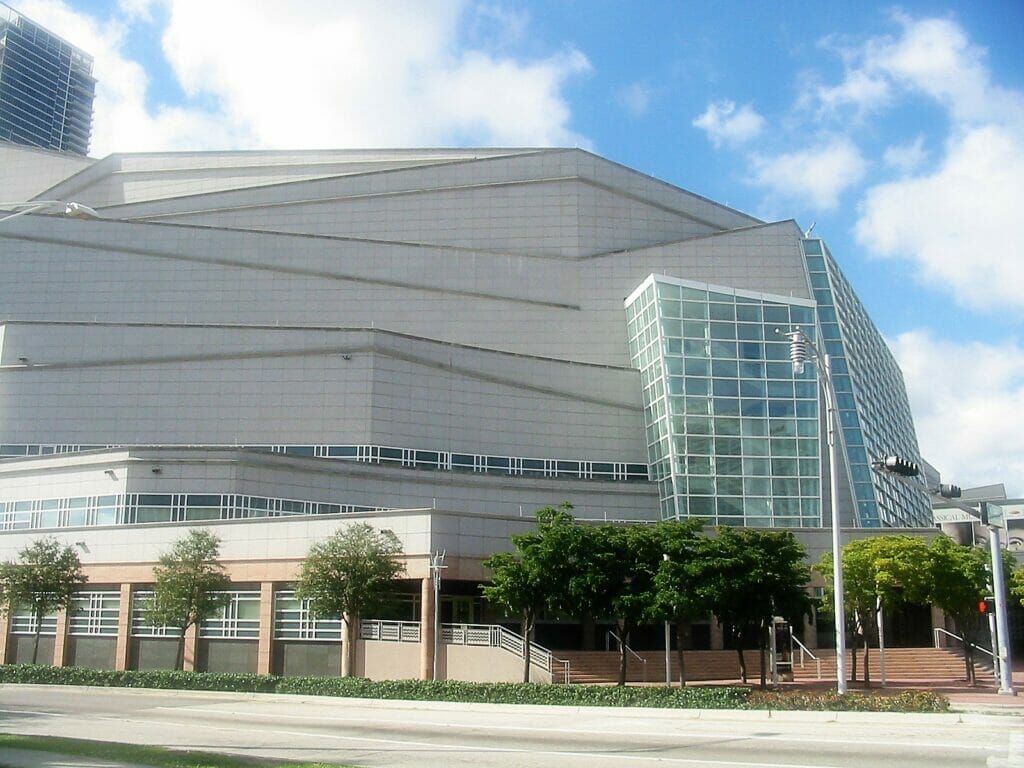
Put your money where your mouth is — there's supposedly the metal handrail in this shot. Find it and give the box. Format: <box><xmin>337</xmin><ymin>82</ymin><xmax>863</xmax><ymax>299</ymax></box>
<box><xmin>606</xmin><ymin>630</ymin><xmax>648</xmax><ymax>682</ymax></box>
<box><xmin>932</xmin><ymin>627</ymin><xmax>996</xmax><ymax>661</ymax></box>
<box><xmin>442</xmin><ymin>622</ymin><xmax>572</xmax><ymax>683</ymax></box>
<box><xmin>790</xmin><ymin>635</ymin><xmax>822</xmax><ymax>679</ymax></box>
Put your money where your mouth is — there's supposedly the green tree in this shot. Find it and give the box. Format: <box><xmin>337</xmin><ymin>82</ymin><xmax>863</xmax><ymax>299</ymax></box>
<box><xmin>146</xmin><ymin>529</ymin><xmax>231</xmax><ymax>670</ymax></box>
<box><xmin>295</xmin><ymin>523</ymin><xmax>405</xmax><ymax>677</ymax></box>
<box><xmin>817</xmin><ymin>535</ymin><xmax>931</xmax><ymax>686</ymax></box>
<box><xmin>0</xmin><ymin>538</ymin><xmax>87</xmax><ymax>664</ymax></box>
<box><xmin>701</xmin><ymin>527</ymin><xmax>812</xmax><ymax>689</ymax></box>
<box><xmin>652</xmin><ymin>519</ymin><xmax>710</xmax><ymax>686</ymax></box>
<box><xmin>1012</xmin><ymin>565</ymin><xmax>1024</xmax><ymax>607</ymax></box>
<box><xmin>601</xmin><ymin>523</ymin><xmax>664</xmax><ymax>686</ymax></box>
<box><xmin>482</xmin><ymin>503</ymin><xmax>575</xmax><ymax>682</ymax></box>
<box><xmin>925</xmin><ymin>535</ymin><xmax>996</xmax><ymax>684</ymax></box>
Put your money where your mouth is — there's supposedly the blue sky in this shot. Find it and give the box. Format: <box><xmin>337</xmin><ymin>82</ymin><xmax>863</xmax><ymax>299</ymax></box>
<box><xmin>16</xmin><ymin>0</ymin><xmax>1024</xmax><ymax>495</ymax></box>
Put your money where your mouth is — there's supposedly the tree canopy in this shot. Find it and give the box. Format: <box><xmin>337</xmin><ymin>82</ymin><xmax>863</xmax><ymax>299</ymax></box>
<box><xmin>482</xmin><ymin>503</ymin><xmax>576</xmax><ymax>682</ymax></box>
<box><xmin>146</xmin><ymin>528</ymin><xmax>231</xmax><ymax>670</ymax></box>
<box><xmin>295</xmin><ymin>523</ymin><xmax>405</xmax><ymax>677</ymax></box>
<box><xmin>699</xmin><ymin>527</ymin><xmax>812</xmax><ymax>687</ymax></box>
<box><xmin>0</xmin><ymin>537</ymin><xmax>87</xmax><ymax>664</ymax></box>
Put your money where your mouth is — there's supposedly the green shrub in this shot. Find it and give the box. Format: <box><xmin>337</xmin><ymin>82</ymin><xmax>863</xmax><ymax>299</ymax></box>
<box><xmin>748</xmin><ymin>688</ymin><xmax>950</xmax><ymax>712</ymax></box>
<box><xmin>0</xmin><ymin>664</ymin><xmax>948</xmax><ymax>712</ymax></box>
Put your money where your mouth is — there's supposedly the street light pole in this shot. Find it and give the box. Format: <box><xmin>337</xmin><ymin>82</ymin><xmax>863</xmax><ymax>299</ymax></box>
<box><xmin>982</xmin><ymin>504</ymin><xmax>1015</xmax><ymax>695</ymax></box>
<box><xmin>783</xmin><ymin>329</ymin><xmax>848</xmax><ymax>694</ymax></box>
<box><xmin>663</xmin><ymin>553</ymin><xmax>671</xmax><ymax>686</ymax></box>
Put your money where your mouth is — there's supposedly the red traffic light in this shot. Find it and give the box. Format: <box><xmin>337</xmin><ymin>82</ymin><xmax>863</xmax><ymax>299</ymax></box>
<box><xmin>978</xmin><ymin>597</ymin><xmax>995</xmax><ymax>614</ymax></box>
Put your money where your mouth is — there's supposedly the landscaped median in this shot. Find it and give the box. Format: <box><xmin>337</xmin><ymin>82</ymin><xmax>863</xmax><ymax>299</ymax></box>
<box><xmin>0</xmin><ymin>664</ymin><xmax>950</xmax><ymax>712</ymax></box>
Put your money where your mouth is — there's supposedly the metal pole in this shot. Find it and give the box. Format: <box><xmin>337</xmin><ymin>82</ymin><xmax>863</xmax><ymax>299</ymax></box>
<box><xmin>876</xmin><ymin>595</ymin><xmax>886</xmax><ymax>688</ymax></box>
<box><xmin>663</xmin><ymin>553</ymin><xmax>671</xmax><ymax>686</ymax></box>
<box><xmin>987</xmin><ymin>524</ymin><xmax>1016</xmax><ymax>695</ymax></box>
<box><xmin>824</xmin><ymin>353</ymin><xmax>848</xmax><ymax>694</ymax></box>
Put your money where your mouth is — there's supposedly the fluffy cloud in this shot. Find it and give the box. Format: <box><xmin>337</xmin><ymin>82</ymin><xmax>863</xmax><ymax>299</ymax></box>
<box><xmin>890</xmin><ymin>330</ymin><xmax>1024</xmax><ymax>495</ymax></box>
<box><xmin>749</xmin><ymin>139</ymin><xmax>865</xmax><ymax>210</ymax></box>
<box><xmin>19</xmin><ymin>0</ymin><xmax>590</xmax><ymax>155</ymax></box>
<box><xmin>857</xmin><ymin>125</ymin><xmax>1024</xmax><ymax>312</ymax></box>
<box><xmin>692</xmin><ymin>100</ymin><xmax>765</xmax><ymax>147</ymax></box>
<box><xmin>882</xmin><ymin>136</ymin><xmax>927</xmax><ymax>173</ymax></box>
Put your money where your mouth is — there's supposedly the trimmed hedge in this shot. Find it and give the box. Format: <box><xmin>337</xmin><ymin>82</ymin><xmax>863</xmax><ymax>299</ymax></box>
<box><xmin>0</xmin><ymin>664</ymin><xmax>948</xmax><ymax>712</ymax></box>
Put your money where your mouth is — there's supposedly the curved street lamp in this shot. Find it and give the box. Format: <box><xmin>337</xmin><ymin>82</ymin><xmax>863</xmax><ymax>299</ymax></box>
<box><xmin>780</xmin><ymin>327</ymin><xmax>848</xmax><ymax>694</ymax></box>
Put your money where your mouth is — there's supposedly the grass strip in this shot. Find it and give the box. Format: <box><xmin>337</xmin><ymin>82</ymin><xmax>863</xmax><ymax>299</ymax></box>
<box><xmin>0</xmin><ymin>734</ymin><xmax>354</xmax><ymax>768</ymax></box>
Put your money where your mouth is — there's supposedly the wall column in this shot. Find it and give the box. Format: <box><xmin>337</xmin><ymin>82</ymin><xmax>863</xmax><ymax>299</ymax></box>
<box><xmin>182</xmin><ymin>623</ymin><xmax>199</xmax><ymax>671</ymax></box>
<box><xmin>52</xmin><ymin>607</ymin><xmax>70</xmax><ymax>667</ymax></box>
<box><xmin>257</xmin><ymin>582</ymin><xmax>274</xmax><ymax>675</ymax></box>
<box><xmin>804</xmin><ymin>609</ymin><xmax>818</xmax><ymax>650</ymax></box>
<box><xmin>931</xmin><ymin>606</ymin><xmax>947</xmax><ymax>647</ymax></box>
<box><xmin>419</xmin><ymin>576</ymin><xmax>435</xmax><ymax>680</ymax></box>
<box><xmin>114</xmin><ymin>583</ymin><xmax>133</xmax><ymax>671</ymax></box>
<box><xmin>0</xmin><ymin>612</ymin><xmax>10</xmax><ymax>664</ymax></box>
<box><xmin>709</xmin><ymin>615</ymin><xmax>724</xmax><ymax>650</ymax></box>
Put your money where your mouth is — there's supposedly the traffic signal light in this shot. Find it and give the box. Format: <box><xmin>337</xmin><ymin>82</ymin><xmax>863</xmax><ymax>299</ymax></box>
<box><xmin>881</xmin><ymin>455</ymin><xmax>920</xmax><ymax>477</ymax></box>
<box><xmin>978</xmin><ymin>597</ymin><xmax>995</xmax><ymax>614</ymax></box>
<box><xmin>938</xmin><ymin>484</ymin><xmax>962</xmax><ymax>498</ymax></box>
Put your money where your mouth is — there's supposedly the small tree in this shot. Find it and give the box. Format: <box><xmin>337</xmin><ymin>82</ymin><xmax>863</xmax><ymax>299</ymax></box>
<box><xmin>653</xmin><ymin>519</ymin><xmax>709</xmax><ymax>686</ymax></box>
<box><xmin>0</xmin><ymin>538</ymin><xmax>87</xmax><ymax>664</ymax></box>
<box><xmin>1013</xmin><ymin>565</ymin><xmax>1024</xmax><ymax>606</ymax></box>
<box><xmin>295</xmin><ymin>523</ymin><xmax>404</xmax><ymax>677</ymax></box>
<box><xmin>925</xmin><ymin>535</ymin><xmax>993</xmax><ymax>684</ymax></box>
<box><xmin>146</xmin><ymin>529</ymin><xmax>231</xmax><ymax>670</ymax></box>
<box><xmin>701</xmin><ymin>527</ymin><xmax>812</xmax><ymax>689</ymax></box>
<box><xmin>818</xmin><ymin>535</ymin><xmax>931</xmax><ymax>686</ymax></box>
<box><xmin>482</xmin><ymin>504</ymin><xmax>574</xmax><ymax>682</ymax></box>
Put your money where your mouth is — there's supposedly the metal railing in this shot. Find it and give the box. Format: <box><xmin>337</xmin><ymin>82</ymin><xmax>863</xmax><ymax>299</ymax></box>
<box><xmin>791</xmin><ymin>636</ymin><xmax>822</xmax><ymax>679</ymax></box>
<box><xmin>933</xmin><ymin>626</ymin><xmax>997</xmax><ymax>680</ymax></box>
<box><xmin>443</xmin><ymin>623</ymin><xmax>571</xmax><ymax>683</ymax></box>
<box><xmin>605</xmin><ymin>630</ymin><xmax>648</xmax><ymax>682</ymax></box>
<box><xmin>360</xmin><ymin>619</ymin><xmax>421</xmax><ymax>643</ymax></box>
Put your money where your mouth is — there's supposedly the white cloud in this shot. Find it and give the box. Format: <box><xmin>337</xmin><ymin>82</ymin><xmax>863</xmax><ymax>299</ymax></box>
<box><xmin>882</xmin><ymin>136</ymin><xmax>927</xmax><ymax>173</ymax></box>
<box><xmin>857</xmin><ymin>125</ymin><xmax>1024</xmax><ymax>313</ymax></box>
<box><xmin>890</xmin><ymin>330</ymin><xmax>1024</xmax><ymax>495</ymax></box>
<box><xmin>749</xmin><ymin>139</ymin><xmax>865</xmax><ymax>210</ymax></box>
<box><xmin>618</xmin><ymin>82</ymin><xmax>652</xmax><ymax>117</ymax></box>
<box><xmin>693</xmin><ymin>100</ymin><xmax>765</xmax><ymax>147</ymax></box>
<box><xmin>20</xmin><ymin>0</ymin><xmax>590</xmax><ymax>155</ymax></box>
<box><xmin>814</xmin><ymin>68</ymin><xmax>891</xmax><ymax>115</ymax></box>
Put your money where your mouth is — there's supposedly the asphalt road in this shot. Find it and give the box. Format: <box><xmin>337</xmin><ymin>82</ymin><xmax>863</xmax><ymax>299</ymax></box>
<box><xmin>1</xmin><ymin>685</ymin><xmax>1022</xmax><ymax>768</ymax></box>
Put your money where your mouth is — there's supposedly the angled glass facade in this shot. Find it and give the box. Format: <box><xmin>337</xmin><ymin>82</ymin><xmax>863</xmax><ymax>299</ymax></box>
<box><xmin>804</xmin><ymin>238</ymin><xmax>932</xmax><ymax>528</ymax></box>
<box><xmin>0</xmin><ymin>2</ymin><xmax>95</xmax><ymax>155</ymax></box>
<box><xmin>626</xmin><ymin>274</ymin><xmax>821</xmax><ymax>528</ymax></box>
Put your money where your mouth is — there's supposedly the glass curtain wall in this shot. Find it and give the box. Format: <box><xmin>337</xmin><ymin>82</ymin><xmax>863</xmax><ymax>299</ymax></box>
<box><xmin>626</xmin><ymin>274</ymin><xmax>820</xmax><ymax>528</ymax></box>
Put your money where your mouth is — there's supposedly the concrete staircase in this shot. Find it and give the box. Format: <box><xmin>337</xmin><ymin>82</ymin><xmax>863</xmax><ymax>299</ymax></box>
<box><xmin>555</xmin><ymin>647</ymin><xmax>986</xmax><ymax>685</ymax></box>
<box><xmin>558</xmin><ymin>649</ymin><xmax>764</xmax><ymax>685</ymax></box>
<box><xmin>791</xmin><ymin>647</ymin><xmax>985</xmax><ymax>683</ymax></box>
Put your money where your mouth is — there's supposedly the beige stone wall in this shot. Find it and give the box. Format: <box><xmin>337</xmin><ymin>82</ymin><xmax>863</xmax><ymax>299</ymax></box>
<box><xmin>357</xmin><ymin>639</ymin><xmax>421</xmax><ymax>681</ymax></box>
<box><xmin>441</xmin><ymin>643</ymin><xmax>551</xmax><ymax>684</ymax></box>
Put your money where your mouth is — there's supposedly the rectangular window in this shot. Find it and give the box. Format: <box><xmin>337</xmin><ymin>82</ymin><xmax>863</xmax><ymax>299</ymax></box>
<box><xmin>70</xmin><ymin>591</ymin><xmax>120</xmax><ymax>636</ymax></box>
<box><xmin>131</xmin><ymin>590</ymin><xmax>183</xmax><ymax>638</ymax></box>
<box><xmin>273</xmin><ymin>590</ymin><xmax>342</xmax><ymax>641</ymax></box>
<box><xmin>200</xmin><ymin>591</ymin><xmax>261</xmax><ymax>639</ymax></box>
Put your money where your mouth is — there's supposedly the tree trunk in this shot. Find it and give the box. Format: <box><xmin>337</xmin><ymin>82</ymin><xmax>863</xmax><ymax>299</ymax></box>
<box><xmin>863</xmin><ymin>642</ymin><xmax>872</xmax><ymax>687</ymax></box>
<box><xmin>758</xmin><ymin>623</ymin><xmax>768</xmax><ymax>690</ymax></box>
<box><xmin>522</xmin><ymin>612</ymin><xmax>533</xmax><ymax>684</ymax></box>
<box><xmin>617</xmin><ymin>626</ymin><xmax>629</xmax><ymax>686</ymax></box>
<box><xmin>341</xmin><ymin>612</ymin><xmax>357</xmax><ymax>677</ymax></box>
<box><xmin>175</xmin><ymin>633</ymin><xmax>185</xmax><ymax>671</ymax></box>
<box><xmin>675</xmin><ymin>621</ymin><xmax>687</xmax><ymax>686</ymax></box>
<box><xmin>736</xmin><ymin>645</ymin><xmax>747</xmax><ymax>684</ymax></box>
<box><xmin>963</xmin><ymin>637</ymin><xmax>975</xmax><ymax>685</ymax></box>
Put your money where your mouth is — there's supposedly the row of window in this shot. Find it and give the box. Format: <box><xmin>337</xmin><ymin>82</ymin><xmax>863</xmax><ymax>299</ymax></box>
<box><xmin>0</xmin><ymin>492</ymin><xmax>387</xmax><ymax>531</ymax></box>
<box><xmin>0</xmin><ymin>444</ymin><xmax>650</xmax><ymax>484</ymax></box>
<box><xmin>12</xmin><ymin>590</ymin><xmax>354</xmax><ymax>642</ymax></box>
